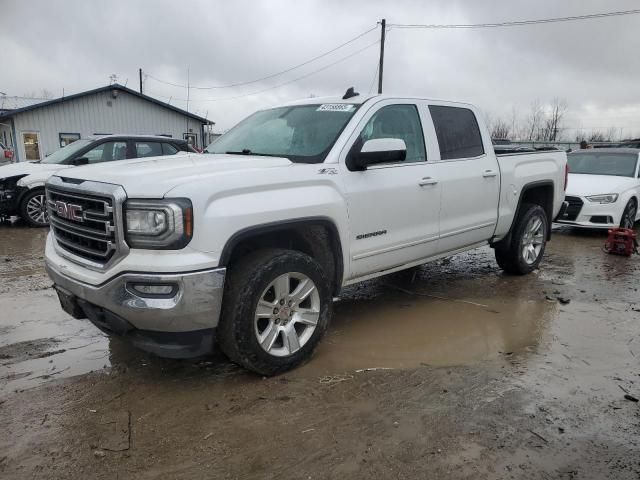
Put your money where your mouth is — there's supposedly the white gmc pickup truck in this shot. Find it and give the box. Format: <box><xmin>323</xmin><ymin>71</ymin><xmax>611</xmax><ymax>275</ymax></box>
<box><xmin>45</xmin><ymin>93</ymin><xmax>568</xmax><ymax>375</ymax></box>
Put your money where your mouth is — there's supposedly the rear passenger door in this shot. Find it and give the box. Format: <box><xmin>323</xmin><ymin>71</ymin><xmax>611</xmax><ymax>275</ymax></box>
<box><xmin>428</xmin><ymin>105</ymin><xmax>499</xmax><ymax>252</ymax></box>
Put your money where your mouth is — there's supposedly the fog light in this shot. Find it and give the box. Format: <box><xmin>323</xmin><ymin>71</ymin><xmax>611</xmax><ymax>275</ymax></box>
<box><xmin>129</xmin><ymin>283</ymin><xmax>177</xmax><ymax>297</ymax></box>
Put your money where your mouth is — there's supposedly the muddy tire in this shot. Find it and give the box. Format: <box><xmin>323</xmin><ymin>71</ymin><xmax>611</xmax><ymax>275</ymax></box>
<box><xmin>217</xmin><ymin>248</ymin><xmax>332</xmax><ymax>376</ymax></box>
<box><xmin>494</xmin><ymin>203</ymin><xmax>548</xmax><ymax>275</ymax></box>
<box><xmin>620</xmin><ymin>198</ymin><xmax>637</xmax><ymax>229</ymax></box>
<box><xmin>20</xmin><ymin>188</ymin><xmax>49</xmax><ymax>227</ymax></box>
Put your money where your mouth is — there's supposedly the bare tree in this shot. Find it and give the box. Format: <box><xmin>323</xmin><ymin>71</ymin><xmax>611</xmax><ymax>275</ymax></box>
<box><xmin>604</xmin><ymin>127</ymin><xmax>618</xmax><ymax>142</ymax></box>
<box><xmin>21</xmin><ymin>88</ymin><xmax>54</xmax><ymax>99</ymax></box>
<box><xmin>589</xmin><ymin>131</ymin><xmax>607</xmax><ymax>142</ymax></box>
<box><xmin>526</xmin><ymin>100</ymin><xmax>544</xmax><ymax>141</ymax></box>
<box><xmin>509</xmin><ymin>106</ymin><xmax>521</xmax><ymax>141</ymax></box>
<box><xmin>490</xmin><ymin>118</ymin><xmax>511</xmax><ymax>140</ymax></box>
<box><xmin>541</xmin><ymin>98</ymin><xmax>568</xmax><ymax>141</ymax></box>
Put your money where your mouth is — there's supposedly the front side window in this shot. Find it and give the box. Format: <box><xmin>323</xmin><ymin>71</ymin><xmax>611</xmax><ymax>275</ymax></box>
<box><xmin>41</xmin><ymin>139</ymin><xmax>93</xmax><ymax>164</ymax></box>
<box><xmin>429</xmin><ymin>105</ymin><xmax>485</xmax><ymax>160</ymax></box>
<box><xmin>135</xmin><ymin>141</ymin><xmax>163</xmax><ymax>158</ymax></box>
<box><xmin>568</xmin><ymin>152</ymin><xmax>638</xmax><ymax>178</ymax></box>
<box><xmin>205</xmin><ymin>104</ymin><xmax>359</xmax><ymax>164</ymax></box>
<box><xmin>359</xmin><ymin>104</ymin><xmax>426</xmax><ymax>163</ymax></box>
<box><xmin>83</xmin><ymin>141</ymin><xmax>127</xmax><ymax>163</ymax></box>
<box><xmin>162</xmin><ymin>143</ymin><xmax>179</xmax><ymax>155</ymax></box>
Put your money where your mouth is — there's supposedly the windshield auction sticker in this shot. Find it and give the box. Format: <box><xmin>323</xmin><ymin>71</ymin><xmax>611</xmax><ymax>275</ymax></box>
<box><xmin>317</xmin><ymin>104</ymin><xmax>355</xmax><ymax>112</ymax></box>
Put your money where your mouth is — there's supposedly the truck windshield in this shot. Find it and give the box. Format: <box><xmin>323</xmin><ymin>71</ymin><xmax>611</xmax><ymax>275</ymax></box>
<box><xmin>204</xmin><ymin>104</ymin><xmax>358</xmax><ymax>163</ymax></box>
<box><xmin>41</xmin><ymin>139</ymin><xmax>93</xmax><ymax>164</ymax></box>
<box><xmin>568</xmin><ymin>152</ymin><xmax>638</xmax><ymax>177</ymax></box>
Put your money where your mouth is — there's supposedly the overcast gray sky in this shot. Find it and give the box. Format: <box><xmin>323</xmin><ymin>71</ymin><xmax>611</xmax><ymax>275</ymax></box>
<box><xmin>3</xmin><ymin>0</ymin><xmax>640</xmax><ymax>139</ymax></box>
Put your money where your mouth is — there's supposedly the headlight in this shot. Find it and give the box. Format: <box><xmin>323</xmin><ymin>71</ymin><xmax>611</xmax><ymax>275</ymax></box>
<box><xmin>586</xmin><ymin>194</ymin><xmax>618</xmax><ymax>204</ymax></box>
<box><xmin>124</xmin><ymin>198</ymin><xmax>193</xmax><ymax>249</ymax></box>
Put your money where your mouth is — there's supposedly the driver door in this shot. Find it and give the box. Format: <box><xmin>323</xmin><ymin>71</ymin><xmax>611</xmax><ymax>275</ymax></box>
<box><xmin>341</xmin><ymin>101</ymin><xmax>442</xmax><ymax>279</ymax></box>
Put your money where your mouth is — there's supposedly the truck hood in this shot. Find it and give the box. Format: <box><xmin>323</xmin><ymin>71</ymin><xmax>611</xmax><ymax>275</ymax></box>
<box><xmin>567</xmin><ymin>173</ymin><xmax>637</xmax><ymax>197</ymax></box>
<box><xmin>0</xmin><ymin>161</ymin><xmax>72</xmax><ymax>180</ymax></box>
<box><xmin>59</xmin><ymin>153</ymin><xmax>294</xmax><ymax>197</ymax></box>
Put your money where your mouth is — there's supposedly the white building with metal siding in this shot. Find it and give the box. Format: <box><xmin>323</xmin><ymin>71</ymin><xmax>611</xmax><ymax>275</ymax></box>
<box><xmin>0</xmin><ymin>84</ymin><xmax>213</xmax><ymax>162</ymax></box>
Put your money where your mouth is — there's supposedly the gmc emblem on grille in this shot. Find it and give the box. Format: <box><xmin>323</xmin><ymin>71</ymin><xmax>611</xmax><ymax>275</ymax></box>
<box><xmin>51</xmin><ymin>200</ymin><xmax>84</xmax><ymax>222</ymax></box>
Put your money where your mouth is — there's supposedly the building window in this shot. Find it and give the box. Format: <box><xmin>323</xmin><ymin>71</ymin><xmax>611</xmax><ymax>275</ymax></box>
<box><xmin>22</xmin><ymin>132</ymin><xmax>41</xmax><ymax>161</ymax></box>
<box><xmin>59</xmin><ymin>133</ymin><xmax>81</xmax><ymax>148</ymax></box>
<box><xmin>183</xmin><ymin>133</ymin><xmax>197</xmax><ymax>148</ymax></box>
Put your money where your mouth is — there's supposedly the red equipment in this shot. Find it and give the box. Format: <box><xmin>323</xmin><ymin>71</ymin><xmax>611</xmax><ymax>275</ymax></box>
<box><xmin>604</xmin><ymin>228</ymin><xmax>638</xmax><ymax>256</ymax></box>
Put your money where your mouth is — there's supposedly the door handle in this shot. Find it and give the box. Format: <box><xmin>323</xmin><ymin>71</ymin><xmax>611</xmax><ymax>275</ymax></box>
<box><xmin>482</xmin><ymin>170</ymin><xmax>498</xmax><ymax>178</ymax></box>
<box><xmin>419</xmin><ymin>177</ymin><xmax>438</xmax><ymax>186</ymax></box>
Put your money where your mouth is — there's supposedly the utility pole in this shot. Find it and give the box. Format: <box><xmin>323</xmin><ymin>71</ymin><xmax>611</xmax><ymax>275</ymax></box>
<box><xmin>377</xmin><ymin>18</ymin><xmax>386</xmax><ymax>94</ymax></box>
<box><xmin>139</xmin><ymin>68</ymin><xmax>143</xmax><ymax>94</ymax></box>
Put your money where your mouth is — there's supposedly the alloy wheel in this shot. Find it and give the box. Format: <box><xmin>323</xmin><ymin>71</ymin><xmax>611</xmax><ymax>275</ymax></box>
<box><xmin>26</xmin><ymin>194</ymin><xmax>48</xmax><ymax>225</ymax></box>
<box><xmin>621</xmin><ymin>202</ymin><xmax>637</xmax><ymax>229</ymax></box>
<box><xmin>521</xmin><ymin>215</ymin><xmax>545</xmax><ymax>265</ymax></box>
<box><xmin>254</xmin><ymin>272</ymin><xmax>320</xmax><ymax>357</ymax></box>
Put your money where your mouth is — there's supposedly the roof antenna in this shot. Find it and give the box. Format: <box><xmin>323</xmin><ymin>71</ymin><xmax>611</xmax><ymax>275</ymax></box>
<box><xmin>342</xmin><ymin>87</ymin><xmax>360</xmax><ymax>100</ymax></box>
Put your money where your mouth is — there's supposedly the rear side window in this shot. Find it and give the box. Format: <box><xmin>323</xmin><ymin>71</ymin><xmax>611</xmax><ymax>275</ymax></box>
<box><xmin>429</xmin><ymin>106</ymin><xmax>485</xmax><ymax>160</ymax></box>
<box><xmin>135</xmin><ymin>142</ymin><xmax>163</xmax><ymax>158</ymax></box>
<box><xmin>162</xmin><ymin>143</ymin><xmax>179</xmax><ymax>155</ymax></box>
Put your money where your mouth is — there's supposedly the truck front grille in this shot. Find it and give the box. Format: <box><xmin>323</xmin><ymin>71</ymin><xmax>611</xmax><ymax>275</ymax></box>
<box><xmin>47</xmin><ymin>186</ymin><xmax>118</xmax><ymax>265</ymax></box>
<box><xmin>562</xmin><ymin>196</ymin><xmax>583</xmax><ymax>221</ymax></box>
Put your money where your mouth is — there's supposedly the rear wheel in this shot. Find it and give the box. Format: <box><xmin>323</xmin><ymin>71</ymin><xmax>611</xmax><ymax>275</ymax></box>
<box><xmin>217</xmin><ymin>248</ymin><xmax>332</xmax><ymax>375</ymax></box>
<box><xmin>20</xmin><ymin>188</ymin><xmax>49</xmax><ymax>227</ymax></box>
<box><xmin>494</xmin><ymin>203</ymin><xmax>548</xmax><ymax>275</ymax></box>
<box><xmin>620</xmin><ymin>199</ymin><xmax>637</xmax><ymax>229</ymax></box>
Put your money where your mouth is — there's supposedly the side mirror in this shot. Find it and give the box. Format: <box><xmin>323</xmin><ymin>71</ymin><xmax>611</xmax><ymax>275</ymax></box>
<box><xmin>347</xmin><ymin>138</ymin><xmax>407</xmax><ymax>171</ymax></box>
<box><xmin>71</xmin><ymin>157</ymin><xmax>89</xmax><ymax>166</ymax></box>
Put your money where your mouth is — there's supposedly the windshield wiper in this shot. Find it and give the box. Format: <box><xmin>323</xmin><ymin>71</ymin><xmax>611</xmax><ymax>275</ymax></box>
<box><xmin>224</xmin><ymin>149</ymin><xmax>282</xmax><ymax>158</ymax></box>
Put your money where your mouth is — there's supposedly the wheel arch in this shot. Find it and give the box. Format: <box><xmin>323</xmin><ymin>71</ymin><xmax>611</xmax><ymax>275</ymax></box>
<box><xmin>621</xmin><ymin>193</ymin><xmax>639</xmax><ymax>223</ymax></box>
<box><xmin>494</xmin><ymin>180</ymin><xmax>555</xmax><ymax>246</ymax></box>
<box><xmin>219</xmin><ymin>217</ymin><xmax>344</xmax><ymax>296</ymax></box>
<box><xmin>16</xmin><ymin>184</ymin><xmax>45</xmax><ymax>208</ymax></box>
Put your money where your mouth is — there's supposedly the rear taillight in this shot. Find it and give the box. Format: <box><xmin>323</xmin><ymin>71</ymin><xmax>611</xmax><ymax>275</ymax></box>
<box><xmin>564</xmin><ymin>163</ymin><xmax>569</xmax><ymax>191</ymax></box>
<box><xmin>3</xmin><ymin>150</ymin><xmax>13</xmax><ymax>159</ymax></box>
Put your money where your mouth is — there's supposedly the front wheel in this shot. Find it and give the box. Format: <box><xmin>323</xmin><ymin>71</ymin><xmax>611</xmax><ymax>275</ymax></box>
<box><xmin>620</xmin><ymin>199</ymin><xmax>637</xmax><ymax>229</ymax></box>
<box><xmin>20</xmin><ymin>188</ymin><xmax>49</xmax><ymax>227</ymax></box>
<box><xmin>494</xmin><ymin>203</ymin><xmax>548</xmax><ymax>275</ymax></box>
<box><xmin>217</xmin><ymin>248</ymin><xmax>332</xmax><ymax>375</ymax></box>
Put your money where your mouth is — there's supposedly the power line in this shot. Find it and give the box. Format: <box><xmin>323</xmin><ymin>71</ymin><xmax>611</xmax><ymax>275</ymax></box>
<box><xmin>147</xmin><ymin>39</ymin><xmax>380</xmax><ymax>103</ymax></box>
<box><xmin>146</xmin><ymin>25</ymin><xmax>378</xmax><ymax>90</ymax></box>
<box><xmin>388</xmin><ymin>8</ymin><xmax>640</xmax><ymax>29</ymax></box>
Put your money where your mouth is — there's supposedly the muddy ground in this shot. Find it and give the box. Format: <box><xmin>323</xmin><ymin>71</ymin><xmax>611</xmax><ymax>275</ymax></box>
<box><xmin>0</xmin><ymin>222</ymin><xmax>639</xmax><ymax>479</ymax></box>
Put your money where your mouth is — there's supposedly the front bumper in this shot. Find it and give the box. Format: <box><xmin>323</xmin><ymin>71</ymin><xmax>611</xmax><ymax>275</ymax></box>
<box><xmin>555</xmin><ymin>195</ymin><xmax>623</xmax><ymax>229</ymax></box>
<box><xmin>46</xmin><ymin>262</ymin><xmax>226</xmax><ymax>358</ymax></box>
<box><xmin>0</xmin><ymin>188</ymin><xmax>19</xmax><ymax>217</ymax></box>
